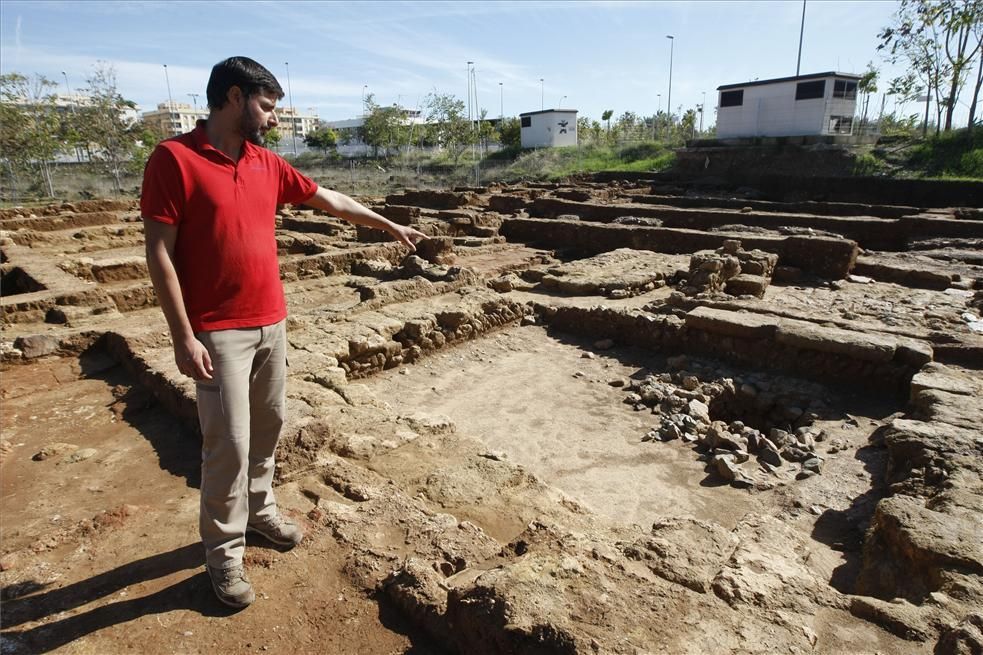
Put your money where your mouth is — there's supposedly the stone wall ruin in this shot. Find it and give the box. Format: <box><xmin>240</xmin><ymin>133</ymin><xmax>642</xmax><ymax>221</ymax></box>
<box><xmin>2</xmin><ymin>175</ymin><xmax>982</xmax><ymax>654</ymax></box>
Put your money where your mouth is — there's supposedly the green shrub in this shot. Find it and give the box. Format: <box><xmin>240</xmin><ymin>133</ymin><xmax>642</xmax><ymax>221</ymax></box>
<box><xmin>852</xmin><ymin>152</ymin><xmax>885</xmax><ymax>176</ymax></box>
<box><xmin>957</xmin><ymin>148</ymin><xmax>983</xmax><ymax>178</ymax></box>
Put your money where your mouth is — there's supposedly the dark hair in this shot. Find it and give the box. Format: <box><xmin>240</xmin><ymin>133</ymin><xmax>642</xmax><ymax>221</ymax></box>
<box><xmin>206</xmin><ymin>56</ymin><xmax>284</xmax><ymax>110</ymax></box>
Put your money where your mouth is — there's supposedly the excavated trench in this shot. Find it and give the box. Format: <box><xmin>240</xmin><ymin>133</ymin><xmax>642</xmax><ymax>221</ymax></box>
<box><xmin>2</xmin><ymin>178</ymin><xmax>982</xmax><ymax>654</ymax></box>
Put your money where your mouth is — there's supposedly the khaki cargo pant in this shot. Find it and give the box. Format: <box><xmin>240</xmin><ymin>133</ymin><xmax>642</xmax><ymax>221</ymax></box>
<box><xmin>195</xmin><ymin>319</ymin><xmax>287</xmax><ymax>570</ymax></box>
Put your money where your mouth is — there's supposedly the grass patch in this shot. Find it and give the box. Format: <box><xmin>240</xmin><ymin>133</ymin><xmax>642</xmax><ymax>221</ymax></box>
<box><xmin>902</xmin><ymin>129</ymin><xmax>983</xmax><ymax>179</ymax></box>
<box><xmin>485</xmin><ymin>142</ymin><xmax>675</xmax><ymax>183</ymax></box>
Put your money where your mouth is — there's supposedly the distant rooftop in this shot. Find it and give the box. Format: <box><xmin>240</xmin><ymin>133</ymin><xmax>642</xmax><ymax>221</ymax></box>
<box><xmin>717</xmin><ymin>71</ymin><xmax>861</xmax><ymax>91</ymax></box>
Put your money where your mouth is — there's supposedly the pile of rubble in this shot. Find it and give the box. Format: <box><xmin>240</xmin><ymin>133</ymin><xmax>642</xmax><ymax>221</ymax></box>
<box><xmin>625</xmin><ymin>355</ymin><xmax>830</xmax><ymax>488</ymax></box>
<box><xmin>681</xmin><ymin>239</ymin><xmax>779</xmax><ymax>298</ymax></box>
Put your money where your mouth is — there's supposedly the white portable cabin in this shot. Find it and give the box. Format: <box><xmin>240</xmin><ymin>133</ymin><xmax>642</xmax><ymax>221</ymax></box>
<box><xmin>519</xmin><ymin>109</ymin><xmax>578</xmax><ymax>148</ymax></box>
<box><xmin>715</xmin><ymin>72</ymin><xmax>861</xmax><ymax>138</ymax></box>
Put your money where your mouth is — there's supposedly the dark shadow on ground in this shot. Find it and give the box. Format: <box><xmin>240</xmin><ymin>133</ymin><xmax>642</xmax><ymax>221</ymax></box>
<box><xmin>810</xmin><ymin>426</ymin><xmax>891</xmax><ymax>595</ymax></box>
<box><xmin>0</xmin><ymin>543</ymin><xmax>236</xmax><ymax>654</ymax></box>
<box><xmin>376</xmin><ymin>593</ymin><xmax>453</xmax><ymax>655</ymax></box>
<box><xmin>78</xmin><ymin>347</ymin><xmax>201</xmax><ymax>489</ymax></box>
<box><xmin>1</xmin><ymin>543</ymin><xmax>205</xmax><ymax>629</ymax></box>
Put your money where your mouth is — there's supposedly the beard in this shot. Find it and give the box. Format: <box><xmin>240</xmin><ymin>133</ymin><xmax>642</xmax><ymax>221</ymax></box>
<box><xmin>237</xmin><ymin>107</ymin><xmax>265</xmax><ymax>145</ymax></box>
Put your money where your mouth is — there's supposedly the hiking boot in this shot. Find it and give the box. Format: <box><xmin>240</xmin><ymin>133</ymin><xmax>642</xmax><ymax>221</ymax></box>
<box><xmin>247</xmin><ymin>514</ymin><xmax>304</xmax><ymax>547</ymax></box>
<box><xmin>207</xmin><ymin>564</ymin><xmax>254</xmax><ymax>609</ymax></box>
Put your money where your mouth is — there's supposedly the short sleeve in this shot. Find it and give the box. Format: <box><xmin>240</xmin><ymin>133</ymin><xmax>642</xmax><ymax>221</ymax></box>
<box><xmin>276</xmin><ymin>156</ymin><xmax>319</xmax><ymax>205</ymax></box>
<box><xmin>140</xmin><ymin>145</ymin><xmax>185</xmax><ymax>225</ymax></box>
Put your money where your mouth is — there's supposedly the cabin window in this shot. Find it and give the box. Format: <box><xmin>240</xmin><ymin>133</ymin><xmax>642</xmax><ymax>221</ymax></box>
<box><xmin>833</xmin><ymin>80</ymin><xmax>858</xmax><ymax>100</ymax></box>
<box><xmin>520</xmin><ymin>116</ymin><xmax>532</xmax><ymax>128</ymax></box>
<box><xmin>795</xmin><ymin>80</ymin><xmax>826</xmax><ymax>100</ymax></box>
<box><xmin>720</xmin><ymin>90</ymin><xmax>744</xmax><ymax>107</ymax></box>
<box><xmin>829</xmin><ymin>115</ymin><xmax>854</xmax><ymax>134</ymax></box>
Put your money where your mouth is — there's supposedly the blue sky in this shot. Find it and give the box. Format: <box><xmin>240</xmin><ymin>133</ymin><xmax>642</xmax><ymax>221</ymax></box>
<box><xmin>1</xmin><ymin>0</ymin><xmax>955</xmax><ymax>126</ymax></box>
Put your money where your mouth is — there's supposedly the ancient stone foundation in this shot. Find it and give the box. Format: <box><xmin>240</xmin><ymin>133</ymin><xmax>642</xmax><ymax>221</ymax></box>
<box><xmin>2</xmin><ymin>177</ymin><xmax>981</xmax><ymax>654</ymax></box>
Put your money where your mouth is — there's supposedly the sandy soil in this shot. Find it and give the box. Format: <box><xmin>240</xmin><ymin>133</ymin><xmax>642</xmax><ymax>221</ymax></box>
<box><xmin>0</xmin><ymin>356</ymin><xmax>441</xmax><ymax>655</ymax></box>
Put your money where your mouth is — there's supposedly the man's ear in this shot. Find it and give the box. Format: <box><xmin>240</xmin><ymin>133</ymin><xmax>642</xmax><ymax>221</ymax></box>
<box><xmin>227</xmin><ymin>85</ymin><xmax>243</xmax><ymax>108</ymax></box>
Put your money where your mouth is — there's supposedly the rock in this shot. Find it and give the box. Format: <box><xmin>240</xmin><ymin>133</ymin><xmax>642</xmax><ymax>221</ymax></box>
<box><xmin>629</xmin><ymin>517</ymin><xmax>740</xmax><ymax>593</ymax></box>
<box><xmin>33</xmin><ymin>442</ymin><xmax>78</xmax><ymax>461</ymax></box>
<box><xmin>687</xmin><ymin>399</ymin><xmax>710</xmax><ymax>423</ymax></box>
<box><xmin>489</xmin><ymin>273</ymin><xmax>521</xmax><ymax>292</ymax></box>
<box><xmin>758</xmin><ymin>440</ymin><xmax>783</xmax><ymax>467</ymax></box>
<box><xmin>13</xmin><ymin>334</ymin><xmax>60</xmax><ymax>359</ymax></box>
<box><xmin>782</xmin><ymin>446</ymin><xmax>811</xmax><ymax>463</ymax></box>
<box><xmin>769</xmin><ymin>428</ymin><xmax>792</xmax><ymax>448</ymax></box>
<box><xmin>849</xmin><ymin>596</ymin><xmax>934</xmax><ymax>642</ymax></box>
<box><xmin>520</xmin><ymin>315</ymin><xmax>536</xmax><ymax>326</ymax></box>
<box><xmin>65</xmin><ymin>448</ymin><xmax>98</xmax><ymax>463</ymax></box>
<box><xmin>607</xmin><ymin>378</ymin><xmax>626</xmax><ymax>388</ymax></box>
<box><xmin>802</xmin><ymin>458</ymin><xmax>823</xmax><ymax>474</ymax></box>
<box><xmin>659</xmin><ymin>422</ymin><xmax>682</xmax><ymax>441</ymax></box>
<box><xmin>0</xmin><ymin>553</ymin><xmax>17</xmax><ymax>571</ymax></box>
<box><xmin>681</xmin><ymin>375</ymin><xmax>700</xmax><ymax>391</ymax></box>
<box><xmin>725</xmin><ymin>274</ymin><xmax>769</xmax><ymax>298</ymax></box>
<box><xmin>935</xmin><ymin>613</ymin><xmax>983</xmax><ymax>655</ymax></box>
<box><xmin>580</xmin><ymin>351</ymin><xmax>595</xmax><ymax>359</ymax></box>
<box><xmin>744</xmin><ymin>429</ymin><xmax>761</xmax><ymax>452</ymax></box>
<box><xmin>795</xmin><ymin>470</ymin><xmax>816</xmax><ymax>480</ymax></box>
<box><xmin>711</xmin><ymin>454</ymin><xmax>754</xmax><ymax>488</ymax></box>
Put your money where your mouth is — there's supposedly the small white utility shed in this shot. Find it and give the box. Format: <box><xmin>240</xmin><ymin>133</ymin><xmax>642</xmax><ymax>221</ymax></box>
<box><xmin>715</xmin><ymin>72</ymin><xmax>861</xmax><ymax>138</ymax></box>
<box><xmin>519</xmin><ymin>109</ymin><xmax>578</xmax><ymax>148</ymax></box>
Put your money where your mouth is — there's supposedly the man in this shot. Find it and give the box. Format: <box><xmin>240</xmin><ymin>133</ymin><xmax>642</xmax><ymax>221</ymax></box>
<box><xmin>141</xmin><ymin>56</ymin><xmax>426</xmax><ymax>609</ymax></box>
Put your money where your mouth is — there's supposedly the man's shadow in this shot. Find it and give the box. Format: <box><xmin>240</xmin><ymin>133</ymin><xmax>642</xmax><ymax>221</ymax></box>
<box><xmin>1</xmin><ymin>543</ymin><xmax>239</xmax><ymax>654</ymax></box>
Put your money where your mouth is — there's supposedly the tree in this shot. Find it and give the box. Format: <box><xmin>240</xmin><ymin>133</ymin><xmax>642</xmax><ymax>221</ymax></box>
<box><xmin>361</xmin><ymin>94</ymin><xmax>409</xmax><ymax>157</ymax></box>
<box><xmin>304</xmin><ymin>126</ymin><xmax>338</xmax><ymax>154</ymax></box>
<box><xmin>76</xmin><ymin>63</ymin><xmax>145</xmax><ymax>194</ymax></box>
<box><xmin>601</xmin><ymin>109</ymin><xmax>614</xmax><ymax>133</ymax></box>
<box><xmin>615</xmin><ymin>111</ymin><xmax>640</xmax><ymax>142</ymax></box>
<box><xmin>879</xmin><ymin>0</ymin><xmax>983</xmax><ymax>133</ymax></box>
<box><xmin>858</xmin><ymin>62</ymin><xmax>879</xmax><ymax>128</ymax></box>
<box><xmin>498</xmin><ymin>117</ymin><xmax>520</xmax><ymax>148</ymax></box>
<box><xmin>967</xmin><ymin>9</ymin><xmax>983</xmax><ymax>130</ymax></box>
<box><xmin>263</xmin><ymin>127</ymin><xmax>282</xmax><ymax>151</ymax></box>
<box><xmin>423</xmin><ymin>92</ymin><xmax>474</xmax><ymax>164</ymax></box>
<box><xmin>680</xmin><ymin>108</ymin><xmax>697</xmax><ymax>139</ymax></box>
<box><xmin>0</xmin><ymin>72</ymin><xmax>61</xmax><ymax>197</ymax></box>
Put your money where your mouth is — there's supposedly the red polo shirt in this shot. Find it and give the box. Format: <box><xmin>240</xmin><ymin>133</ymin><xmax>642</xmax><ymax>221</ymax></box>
<box><xmin>141</xmin><ymin>121</ymin><xmax>318</xmax><ymax>332</ymax></box>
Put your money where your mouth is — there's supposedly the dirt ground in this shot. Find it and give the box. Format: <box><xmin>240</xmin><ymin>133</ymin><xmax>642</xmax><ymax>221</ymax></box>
<box><xmin>2</xmin><ymin>181</ymin><xmax>981</xmax><ymax>654</ymax></box>
<box><xmin>0</xmin><ymin>355</ymin><xmax>444</xmax><ymax>655</ymax></box>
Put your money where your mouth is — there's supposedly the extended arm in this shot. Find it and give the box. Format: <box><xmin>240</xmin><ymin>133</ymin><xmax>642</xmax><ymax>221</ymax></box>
<box><xmin>143</xmin><ymin>218</ymin><xmax>213</xmax><ymax>380</ymax></box>
<box><xmin>302</xmin><ymin>186</ymin><xmax>427</xmax><ymax>251</ymax></box>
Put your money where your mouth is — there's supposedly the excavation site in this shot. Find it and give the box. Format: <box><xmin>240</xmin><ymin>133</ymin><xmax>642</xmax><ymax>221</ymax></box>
<box><xmin>2</xmin><ymin>170</ymin><xmax>982</xmax><ymax>654</ymax></box>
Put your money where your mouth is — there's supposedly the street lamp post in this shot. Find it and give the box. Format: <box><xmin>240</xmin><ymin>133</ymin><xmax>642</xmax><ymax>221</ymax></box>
<box><xmin>361</xmin><ymin>85</ymin><xmax>368</xmax><ymax>115</ymax></box>
<box><xmin>163</xmin><ymin>64</ymin><xmax>174</xmax><ymax>110</ymax></box>
<box><xmin>62</xmin><ymin>71</ymin><xmax>80</xmax><ymax>161</ymax></box>
<box><xmin>60</xmin><ymin>71</ymin><xmax>74</xmax><ymax>109</ymax></box>
<box><xmin>796</xmin><ymin>0</ymin><xmax>807</xmax><ymax>76</ymax></box>
<box><xmin>499</xmin><ymin>82</ymin><xmax>503</xmax><ymax>120</ymax></box>
<box><xmin>665</xmin><ymin>35</ymin><xmax>674</xmax><ymax>138</ymax></box>
<box><xmin>163</xmin><ymin>64</ymin><xmax>175</xmax><ymax>136</ymax></box>
<box><xmin>467</xmin><ymin>62</ymin><xmax>474</xmax><ymax>127</ymax></box>
<box><xmin>187</xmin><ymin>93</ymin><xmax>199</xmax><ymax>111</ymax></box>
<box><xmin>656</xmin><ymin>93</ymin><xmax>661</xmax><ymax>140</ymax></box>
<box><xmin>284</xmin><ymin>62</ymin><xmax>297</xmax><ymax>155</ymax></box>
<box><xmin>700</xmin><ymin>91</ymin><xmax>706</xmax><ymax>134</ymax></box>
<box><xmin>539</xmin><ymin>78</ymin><xmax>544</xmax><ymax>111</ymax></box>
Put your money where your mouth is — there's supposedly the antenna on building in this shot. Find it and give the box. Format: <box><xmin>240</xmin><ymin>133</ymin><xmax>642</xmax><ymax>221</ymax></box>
<box><xmin>796</xmin><ymin>0</ymin><xmax>807</xmax><ymax>76</ymax></box>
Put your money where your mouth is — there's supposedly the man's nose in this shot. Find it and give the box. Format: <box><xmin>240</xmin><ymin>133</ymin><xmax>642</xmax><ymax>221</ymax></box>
<box><xmin>269</xmin><ymin>111</ymin><xmax>279</xmax><ymax>127</ymax></box>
